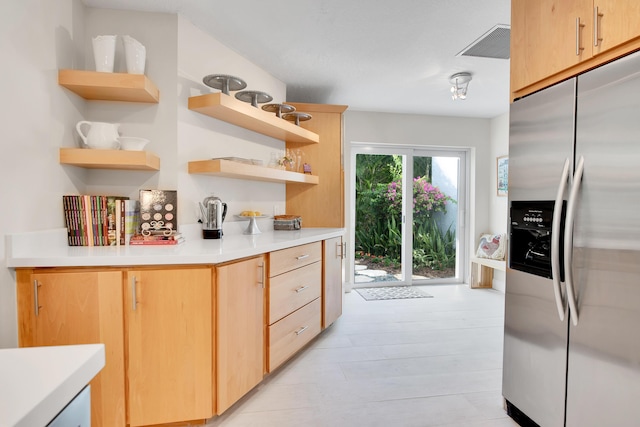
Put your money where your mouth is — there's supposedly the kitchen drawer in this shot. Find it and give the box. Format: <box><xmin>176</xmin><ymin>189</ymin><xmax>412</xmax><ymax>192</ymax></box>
<box><xmin>269</xmin><ymin>261</ymin><xmax>321</xmax><ymax>324</ymax></box>
<box><xmin>269</xmin><ymin>242</ymin><xmax>322</xmax><ymax>277</ymax></box>
<box><xmin>268</xmin><ymin>298</ymin><xmax>321</xmax><ymax>372</ymax></box>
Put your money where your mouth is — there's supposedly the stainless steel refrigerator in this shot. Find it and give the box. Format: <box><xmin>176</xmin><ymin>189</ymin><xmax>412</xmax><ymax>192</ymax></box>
<box><xmin>503</xmin><ymin>49</ymin><xmax>640</xmax><ymax>427</ymax></box>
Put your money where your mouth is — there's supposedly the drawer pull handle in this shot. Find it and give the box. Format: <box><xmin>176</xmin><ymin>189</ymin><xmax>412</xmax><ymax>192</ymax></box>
<box><xmin>258</xmin><ymin>263</ymin><xmax>265</xmax><ymax>289</ymax></box>
<box><xmin>295</xmin><ymin>285</ymin><xmax>310</xmax><ymax>293</ymax></box>
<box><xmin>575</xmin><ymin>17</ymin><xmax>585</xmax><ymax>56</ymax></box>
<box><xmin>296</xmin><ymin>254</ymin><xmax>310</xmax><ymax>260</ymax></box>
<box><xmin>33</xmin><ymin>280</ymin><xmax>42</xmax><ymax>317</ymax></box>
<box><xmin>131</xmin><ymin>276</ymin><xmax>138</xmax><ymax>311</ymax></box>
<box><xmin>295</xmin><ymin>325</ymin><xmax>309</xmax><ymax>335</ymax></box>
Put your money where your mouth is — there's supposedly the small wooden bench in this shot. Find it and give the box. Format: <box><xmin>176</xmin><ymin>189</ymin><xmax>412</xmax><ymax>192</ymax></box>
<box><xmin>470</xmin><ymin>256</ymin><xmax>506</xmax><ymax>289</ymax></box>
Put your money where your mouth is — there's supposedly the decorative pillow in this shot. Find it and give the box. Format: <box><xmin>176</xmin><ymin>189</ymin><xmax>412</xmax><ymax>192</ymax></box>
<box><xmin>476</xmin><ymin>233</ymin><xmax>507</xmax><ymax>260</ymax></box>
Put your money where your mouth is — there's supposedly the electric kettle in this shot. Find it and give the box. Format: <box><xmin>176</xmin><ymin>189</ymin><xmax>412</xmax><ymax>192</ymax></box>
<box><xmin>201</xmin><ymin>196</ymin><xmax>227</xmax><ymax>239</ymax></box>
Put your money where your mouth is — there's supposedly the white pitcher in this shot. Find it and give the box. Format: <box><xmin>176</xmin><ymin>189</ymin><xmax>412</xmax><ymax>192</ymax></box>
<box><xmin>122</xmin><ymin>35</ymin><xmax>146</xmax><ymax>74</ymax></box>
<box><xmin>76</xmin><ymin>121</ymin><xmax>121</xmax><ymax>150</ymax></box>
<box><xmin>92</xmin><ymin>35</ymin><xmax>117</xmax><ymax>73</ymax></box>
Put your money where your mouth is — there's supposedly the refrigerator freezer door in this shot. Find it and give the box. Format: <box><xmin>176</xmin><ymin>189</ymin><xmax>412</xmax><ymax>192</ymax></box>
<box><xmin>507</xmin><ymin>79</ymin><xmax>576</xmax><ymax>203</ymax></box>
<box><xmin>567</xmin><ymin>49</ymin><xmax>640</xmax><ymax>426</ymax></box>
<box><xmin>503</xmin><ymin>78</ymin><xmax>575</xmax><ymax>427</ymax></box>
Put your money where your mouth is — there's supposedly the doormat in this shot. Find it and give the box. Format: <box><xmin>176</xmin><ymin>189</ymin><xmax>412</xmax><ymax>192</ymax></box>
<box><xmin>355</xmin><ymin>286</ymin><xmax>433</xmax><ymax>301</ymax></box>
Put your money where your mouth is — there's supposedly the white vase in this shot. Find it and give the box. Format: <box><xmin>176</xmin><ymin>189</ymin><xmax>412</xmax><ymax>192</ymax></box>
<box><xmin>122</xmin><ymin>35</ymin><xmax>146</xmax><ymax>74</ymax></box>
<box><xmin>92</xmin><ymin>35</ymin><xmax>117</xmax><ymax>73</ymax></box>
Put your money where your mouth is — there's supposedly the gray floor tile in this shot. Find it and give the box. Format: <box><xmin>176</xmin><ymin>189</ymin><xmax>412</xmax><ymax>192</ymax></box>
<box><xmin>206</xmin><ymin>285</ymin><xmax>515</xmax><ymax>427</ymax></box>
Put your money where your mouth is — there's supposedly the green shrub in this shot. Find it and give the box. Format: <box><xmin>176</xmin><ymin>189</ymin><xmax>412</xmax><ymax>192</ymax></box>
<box><xmin>354</xmin><ymin>156</ymin><xmax>457</xmax><ymax>274</ymax></box>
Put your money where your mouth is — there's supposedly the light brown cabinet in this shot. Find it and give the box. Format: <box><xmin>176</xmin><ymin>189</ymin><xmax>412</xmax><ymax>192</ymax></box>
<box><xmin>268</xmin><ymin>298</ymin><xmax>321</xmax><ymax>371</ymax></box>
<box><xmin>285</xmin><ymin>103</ymin><xmax>348</xmax><ymax>227</ymax></box>
<box><xmin>16</xmin><ymin>269</ymin><xmax>126</xmax><ymax>427</ymax></box>
<box><xmin>511</xmin><ymin>0</ymin><xmax>640</xmax><ymax>99</ymax></box>
<box><xmin>323</xmin><ymin>237</ymin><xmax>344</xmax><ymax>329</ymax></box>
<box><xmin>510</xmin><ymin>0</ymin><xmax>591</xmax><ymax>94</ymax></box>
<box><xmin>125</xmin><ymin>267</ymin><xmax>213</xmax><ymax>426</ymax></box>
<box><xmin>592</xmin><ymin>1</ymin><xmax>640</xmax><ymax>53</ymax></box>
<box><xmin>14</xmin><ymin>239</ymin><xmax>343</xmax><ymax>421</ymax></box>
<box><xmin>215</xmin><ymin>256</ymin><xmax>265</xmax><ymax>414</ymax></box>
<box><xmin>267</xmin><ymin>242</ymin><xmax>322</xmax><ymax>372</ymax></box>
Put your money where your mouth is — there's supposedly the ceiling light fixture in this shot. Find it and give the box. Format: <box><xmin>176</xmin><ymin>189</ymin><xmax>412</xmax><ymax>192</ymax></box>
<box><xmin>449</xmin><ymin>72</ymin><xmax>472</xmax><ymax>100</ymax></box>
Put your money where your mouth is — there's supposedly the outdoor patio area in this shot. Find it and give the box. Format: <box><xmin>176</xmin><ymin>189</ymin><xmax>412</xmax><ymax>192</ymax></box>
<box><xmin>354</xmin><ymin>261</ymin><xmax>456</xmax><ymax>284</ymax></box>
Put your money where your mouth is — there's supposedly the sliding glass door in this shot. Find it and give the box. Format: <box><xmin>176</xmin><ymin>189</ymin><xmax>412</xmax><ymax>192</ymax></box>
<box><xmin>351</xmin><ymin>145</ymin><xmax>466</xmax><ymax>287</ymax></box>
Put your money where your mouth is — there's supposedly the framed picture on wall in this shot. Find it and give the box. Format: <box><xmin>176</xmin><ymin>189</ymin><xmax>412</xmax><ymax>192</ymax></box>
<box><xmin>497</xmin><ymin>155</ymin><xmax>508</xmax><ymax>197</ymax></box>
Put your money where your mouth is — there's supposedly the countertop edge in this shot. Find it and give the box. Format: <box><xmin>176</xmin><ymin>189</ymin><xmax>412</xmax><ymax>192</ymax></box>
<box><xmin>6</xmin><ymin>227</ymin><xmax>345</xmax><ymax>268</ymax></box>
<box><xmin>1</xmin><ymin>344</ymin><xmax>105</xmax><ymax>427</ymax></box>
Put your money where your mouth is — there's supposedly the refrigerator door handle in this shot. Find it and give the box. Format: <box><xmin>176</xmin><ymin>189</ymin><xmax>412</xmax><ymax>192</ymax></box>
<box><xmin>552</xmin><ymin>158</ymin><xmax>571</xmax><ymax>321</ymax></box>
<box><xmin>565</xmin><ymin>156</ymin><xmax>585</xmax><ymax>326</ymax></box>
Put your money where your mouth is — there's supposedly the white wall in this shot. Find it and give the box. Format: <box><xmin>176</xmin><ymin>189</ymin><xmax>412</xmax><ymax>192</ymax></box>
<box><xmin>1</xmin><ymin>0</ymin><xmax>87</xmax><ymax>348</ymax></box>
<box><xmin>343</xmin><ymin>111</ymin><xmax>494</xmax><ymax>288</ymax></box>
<box><xmin>176</xmin><ymin>17</ymin><xmax>287</xmax><ymax>232</ymax></box>
<box><xmin>488</xmin><ymin>111</ymin><xmax>510</xmax><ymax>291</ymax></box>
<box><xmin>0</xmin><ymin>5</ymin><xmax>288</xmax><ymax>348</ymax></box>
<box><xmin>0</xmin><ymin>2</ymin><xmax>510</xmax><ymax>346</ymax></box>
<box><xmin>82</xmin><ymin>9</ymin><xmax>179</xmax><ymax>197</ymax></box>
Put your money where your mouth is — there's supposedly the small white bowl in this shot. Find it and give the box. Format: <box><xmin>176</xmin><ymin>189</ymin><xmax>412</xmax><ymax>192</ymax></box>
<box><xmin>118</xmin><ymin>136</ymin><xmax>149</xmax><ymax>151</ymax></box>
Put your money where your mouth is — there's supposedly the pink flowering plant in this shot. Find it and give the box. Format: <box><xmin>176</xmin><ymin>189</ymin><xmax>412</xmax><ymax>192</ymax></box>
<box><xmin>385</xmin><ymin>176</ymin><xmax>452</xmax><ymax>220</ymax></box>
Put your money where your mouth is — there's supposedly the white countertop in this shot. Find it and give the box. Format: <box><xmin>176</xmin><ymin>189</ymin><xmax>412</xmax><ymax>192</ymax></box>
<box><xmin>6</xmin><ymin>223</ymin><xmax>345</xmax><ymax>268</ymax></box>
<box><xmin>0</xmin><ymin>344</ymin><xmax>105</xmax><ymax>427</ymax></box>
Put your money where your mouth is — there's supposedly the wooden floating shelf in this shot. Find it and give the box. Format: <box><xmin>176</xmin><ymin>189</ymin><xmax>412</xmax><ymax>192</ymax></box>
<box><xmin>59</xmin><ymin>148</ymin><xmax>160</xmax><ymax>171</ymax></box>
<box><xmin>58</xmin><ymin>69</ymin><xmax>160</xmax><ymax>103</ymax></box>
<box><xmin>188</xmin><ymin>93</ymin><xmax>319</xmax><ymax>145</ymax></box>
<box><xmin>188</xmin><ymin>159</ymin><xmax>319</xmax><ymax>184</ymax></box>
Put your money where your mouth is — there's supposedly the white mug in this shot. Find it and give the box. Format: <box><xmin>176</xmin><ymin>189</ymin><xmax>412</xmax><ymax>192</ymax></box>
<box><xmin>122</xmin><ymin>35</ymin><xmax>146</xmax><ymax>74</ymax></box>
<box><xmin>92</xmin><ymin>35</ymin><xmax>117</xmax><ymax>73</ymax></box>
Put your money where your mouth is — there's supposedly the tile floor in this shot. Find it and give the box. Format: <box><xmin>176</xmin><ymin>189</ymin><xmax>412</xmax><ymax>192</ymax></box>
<box><xmin>206</xmin><ymin>285</ymin><xmax>519</xmax><ymax>427</ymax></box>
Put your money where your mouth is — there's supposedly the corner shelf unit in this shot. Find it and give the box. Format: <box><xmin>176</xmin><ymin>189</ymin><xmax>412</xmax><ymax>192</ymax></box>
<box><xmin>59</xmin><ymin>148</ymin><xmax>160</xmax><ymax>171</ymax></box>
<box><xmin>188</xmin><ymin>93</ymin><xmax>319</xmax><ymax>145</ymax></box>
<box><xmin>58</xmin><ymin>69</ymin><xmax>160</xmax><ymax>103</ymax></box>
<box><xmin>188</xmin><ymin>159</ymin><xmax>319</xmax><ymax>184</ymax></box>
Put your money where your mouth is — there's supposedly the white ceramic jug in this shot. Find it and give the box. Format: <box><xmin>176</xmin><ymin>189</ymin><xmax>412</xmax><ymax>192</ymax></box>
<box><xmin>122</xmin><ymin>35</ymin><xmax>146</xmax><ymax>74</ymax></box>
<box><xmin>76</xmin><ymin>121</ymin><xmax>121</xmax><ymax>149</ymax></box>
<box><xmin>92</xmin><ymin>35</ymin><xmax>117</xmax><ymax>73</ymax></box>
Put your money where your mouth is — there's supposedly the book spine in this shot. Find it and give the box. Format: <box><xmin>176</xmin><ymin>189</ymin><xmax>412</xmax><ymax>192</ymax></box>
<box><xmin>100</xmin><ymin>196</ymin><xmax>109</xmax><ymax>246</ymax></box>
<box><xmin>75</xmin><ymin>196</ymin><xmax>83</xmax><ymax>246</ymax></box>
<box><xmin>93</xmin><ymin>196</ymin><xmax>100</xmax><ymax>246</ymax></box>
<box><xmin>125</xmin><ymin>200</ymin><xmax>140</xmax><ymax>245</ymax></box>
<box><xmin>120</xmin><ymin>198</ymin><xmax>126</xmax><ymax>245</ymax></box>
<box><xmin>115</xmin><ymin>199</ymin><xmax>122</xmax><ymax>246</ymax></box>
<box><xmin>83</xmin><ymin>195</ymin><xmax>93</xmax><ymax>247</ymax></box>
<box><xmin>62</xmin><ymin>196</ymin><xmax>74</xmax><ymax>246</ymax></box>
<box><xmin>77</xmin><ymin>196</ymin><xmax>86</xmax><ymax>246</ymax></box>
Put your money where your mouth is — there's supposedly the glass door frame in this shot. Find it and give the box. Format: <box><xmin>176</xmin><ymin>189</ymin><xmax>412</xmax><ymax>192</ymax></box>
<box><xmin>350</xmin><ymin>146</ymin><xmax>413</xmax><ymax>287</ymax></box>
<box><xmin>412</xmin><ymin>147</ymin><xmax>468</xmax><ymax>285</ymax></box>
<box><xmin>348</xmin><ymin>143</ymin><xmax>469</xmax><ymax>287</ymax></box>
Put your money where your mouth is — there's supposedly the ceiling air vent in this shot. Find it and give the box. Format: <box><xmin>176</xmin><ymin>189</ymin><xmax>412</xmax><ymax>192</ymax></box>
<box><xmin>457</xmin><ymin>24</ymin><xmax>510</xmax><ymax>59</ymax></box>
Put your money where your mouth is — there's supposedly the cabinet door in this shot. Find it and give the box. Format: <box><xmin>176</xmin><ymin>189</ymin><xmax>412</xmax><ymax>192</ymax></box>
<box><xmin>286</xmin><ymin>103</ymin><xmax>347</xmax><ymax>227</ymax></box>
<box><xmin>216</xmin><ymin>256</ymin><xmax>264</xmax><ymax>414</ymax></box>
<box><xmin>125</xmin><ymin>268</ymin><xmax>213</xmax><ymax>426</ymax></box>
<box><xmin>16</xmin><ymin>269</ymin><xmax>125</xmax><ymax>427</ymax></box>
<box><xmin>323</xmin><ymin>237</ymin><xmax>344</xmax><ymax>328</ymax></box>
<box><xmin>511</xmin><ymin>0</ymin><xmax>592</xmax><ymax>93</ymax></box>
<box><xmin>593</xmin><ymin>1</ymin><xmax>640</xmax><ymax>54</ymax></box>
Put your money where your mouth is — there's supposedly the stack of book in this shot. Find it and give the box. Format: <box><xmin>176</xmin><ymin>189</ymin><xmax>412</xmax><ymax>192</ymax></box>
<box><xmin>62</xmin><ymin>195</ymin><xmax>139</xmax><ymax>247</ymax></box>
<box><xmin>129</xmin><ymin>230</ymin><xmax>185</xmax><ymax>245</ymax></box>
